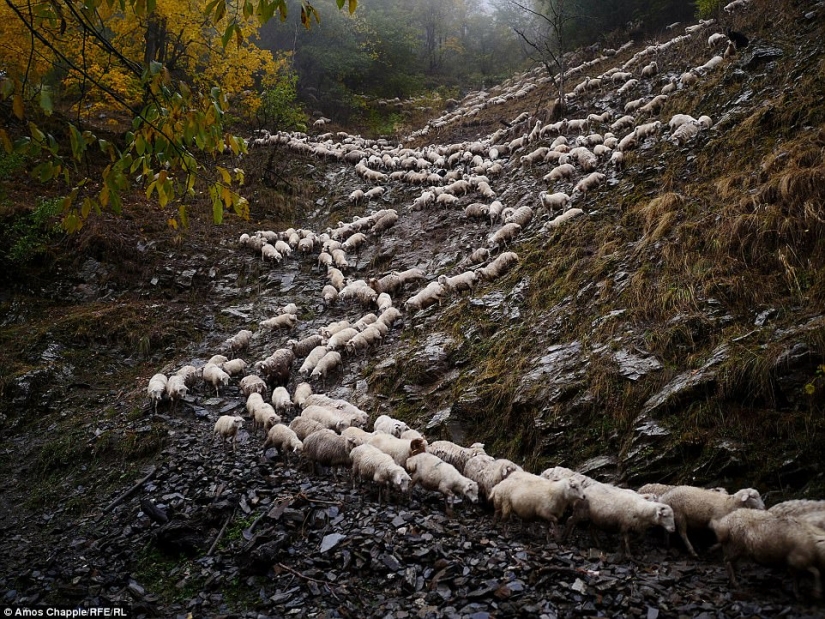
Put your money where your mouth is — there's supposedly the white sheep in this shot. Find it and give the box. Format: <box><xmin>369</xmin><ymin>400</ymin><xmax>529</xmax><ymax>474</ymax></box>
<box><xmin>320</xmin><ymin>320</ymin><xmax>351</xmax><ymax>338</ymax></box>
<box><xmin>490</xmin><ymin>472</ymin><xmax>585</xmax><ymax>541</ymax></box>
<box><xmin>504</xmin><ymin>206</ymin><xmax>534</xmax><ymax>228</ymax></box>
<box><xmin>710</xmin><ymin>509</ymin><xmax>825</xmax><ymax>599</ymax></box>
<box><xmin>163</xmin><ymin>374</ymin><xmax>187</xmax><ymax>410</ymax></box>
<box><xmin>301</xmin><ymin>428</ymin><xmax>354</xmax><ymax>476</ymax></box>
<box><xmin>224</xmin><ymin>329</ymin><xmax>253</xmax><ymax>353</ymax></box>
<box><xmin>147</xmin><ymin>373</ymin><xmax>167</xmax><ymax>412</ymax></box>
<box><xmin>341</xmin><ymin>426</ymin><xmax>374</xmax><ymax>448</ymax></box>
<box><xmin>299</xmin><ymin>345</ymin><xmax>328</xmax><ymax>376</ymax></box>
<box><xmin>326</xmin><ymin>266</ymin><xmax>345</xmax><ymax>290</ymax></box>
<box><xmin>641</xmin><ymin>61</ymin><xmax>658</xmax><ymax>78</ymax></box>
<box><xmin>489</xmin><ymin>222</ymin><xmax>521</xmax><ymax>247</ymax></box>
<box><xmin>322</xmin><ymin>284</ymin><xmax>338</xmax><ymax>305</ymax></box>
<box><xmin>768</xmin><ymin>499</ymin><xmax>825</xmax><ymax>518</ymax></box>
<box><xmin>574</xmin><ymin>172</ymin><xmax>605</xmax><ymax>193</ymax></box>
<box><xmin>289</xmin><ymin>416</ymin><xmax>326</xmax><ymax>440</ymax></box>
<box><xmin>301</xmin><ymin>404</ymin><xmax>350</xmax><ymax>432</ymax></box>
<box><xmin>438</xmin><ymin>271</ymin><xmax>477</xmax><ymax>294</ymax></box>
<box><xmin>477</xmin><ymin>251</ymin><xmax>519</xmax><ymax>281</ymax></box>
<box><xmin>326</xmin><ymin>327</ymin><xmax>359</xmax><ymax>351</ymax></box>
<box><xmin>260</xmin><ymin>313</ymin><xmax>298</xmax><ymax>331</ymax></box>
<box><xmin>202</xmin><ymin>362</ymin><xmax>230</xmax><ymax>397</ymax></box>
<box><xmin>544</xmin><ymin>163</ymin><xmax>575</xmax><ymax>183</ymax></box>
<box><xmin>373</xmin><ymin>414</ymin><xmax>410</xmax><ymax>437</ymax></box>
<box><xmin>425</xmin><ymin>440</ymin><xmax>487</xmax><ymax>474</ymax></box>
<box><xmin>405</xmin><ymin>281</ymin><xmax>444</xmax><ymax>312</ymax></box>
<box><xmin>263</xmin><ymin>423</ymin><xmax>303</xmax><ymax>462</ymax></box>
<box><xmin>545</xmin><ymin>208</ymin><xmax>584</xmax><ymax>229</ymax></box>
<box><xmin>659</xmin><ymin>485</ymin><xmax>766</xmax><ymax>557</ymax></box>
<box><xmin>463</xmin><ymin>455</ymin><xmax>523</xmax><ymax>502</ymax></box>
<box><xmin>208</xmin><ymin>354</ymin><xmax>228</xmax><ymax>366</ymax></box>
<box><xmin>252</xmin><ymin>401</ymin><xmax>281</xmax><ymax>434</ymax></box>
<box><xmin>261</xmin><ymin>243</ymin><xmax>282</xmax><ymax>263</ymax></box>
<box><xmin>175</xmin><ymin>365</ymin><xmax>201</xmax><ymax>388</ymax></box>
<box><xmin>564</xmin><ymin>481</ymin><xmax>675</xmax><ymax>557</ymax></box>
<box><xmin>304</xmin><ymin>393</ymin><xmax>369</xmax><ymax>427</ymax></box>
<box><xmin>367</xmin><ymin>433</ymin><xmax>426</xmax><ymax>467</ymax></box>
<box><xmin>539</xmin><ymin>191</ymin><xmax>571</xmax><ymax>210</ymax></box>
<box><xmin>406</xmin><ymin>452</ymin><xmax>479</xmax><ymax>515</ymax></box>
<box><xmin>292</xmin><ymin>381</ymin><xmax>312</xmax><ymax>408</ymax></box>
<box><xmin>310</xmin><ymin>350</ymin><xmax>343</xmax><ymax>381</ymax></box>
<box><xmin>287</xmin><ymin>334</ymin><xmax>324</xmax><ymax>359</ymax></box>
<box><xmin>270</xmin><ymin>386</ymin><xmax>293</xmax><ymax>416</ymax></box>
<box><xmin>221</xmin><ymin>358</ymin><xmax>246</xmax><ymax>376</ymax></box>
<box><xmin>214</xmin><ymin>415</ymin><xmax>244</xmax><ymax>451</ymax></box>
<box><xmin>377</xmin><ymin>306</ymin><xmax>402</xmax><ymax>329</ymax></box>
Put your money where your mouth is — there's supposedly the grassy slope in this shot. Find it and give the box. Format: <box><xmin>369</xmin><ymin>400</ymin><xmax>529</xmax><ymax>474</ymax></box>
<box><xmin>370</xmin><ymin>0</ymin><xmax>825</xmax><ymax>494</ymax></box>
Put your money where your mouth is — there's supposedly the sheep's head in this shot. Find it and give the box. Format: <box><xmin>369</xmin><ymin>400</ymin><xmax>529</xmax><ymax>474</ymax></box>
<box><xmin>735</xmin><ymin>488</ymin><xmax>765</xmax><ymax>510</ymax></box>
<box><xmin>656</xmin><ymin>504</ymin><xmax>676</xmax><ymax>532</ymax></box>
<box><xmin>463</xmin><ymin>480</ymin><xmax>480</xmax><ymax>503</ymax></box>
<box><xmin>409</xmin><ymin>438</ymin><xmax>427</xmax><ymax>457</ymax></box>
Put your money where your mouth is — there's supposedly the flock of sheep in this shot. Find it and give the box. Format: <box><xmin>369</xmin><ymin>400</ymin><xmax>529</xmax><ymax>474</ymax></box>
<box><xmin>142</xmin><ymin>0</ymin><xmax>825</xmax><ymax>603</ymax></box>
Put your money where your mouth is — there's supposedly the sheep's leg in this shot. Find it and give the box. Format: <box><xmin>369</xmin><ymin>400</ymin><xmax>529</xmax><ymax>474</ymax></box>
<box><xmin>678</xmin><ymin>527</ymin><xmax>699</xmax><ymax>558</ymax></box>
<box><xmin>724</xmin><ymin>559</ymin><xmax>739</xmax><ymax>589</ymax></box>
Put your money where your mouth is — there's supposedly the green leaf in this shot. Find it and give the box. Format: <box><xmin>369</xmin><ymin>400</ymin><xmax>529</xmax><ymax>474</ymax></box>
<box><xmin>69</xmin><ymin>124</ymin><xmax>84</xmax><ymax>160</ymax></box>
<box><xmin>149</xmin><ymin>60</ymin><xmax>163</xmax><ymax>75</ymax></box>
<box><xmin>178</xmin><ymin>204</ymin><xmax>189</xmax><ymax>228</ymax></box>
<box><xmin>39</xmin><ymin>89</ymin><xmax>53</xmax><ymax>115</ymax></box>
<box><xmin>0</xmin><ymin>78</ymin><xmax>14</xmax><ymax>99</ymax></box>
<box><xmin>221</xmin><ymin>21</ymin><xmax>236</xmax><ymax>48</ymax></box>
<box><xmin>13</xmin><ymin>94</ymin><xmax>25</xmax><ymax>120</ymax></box>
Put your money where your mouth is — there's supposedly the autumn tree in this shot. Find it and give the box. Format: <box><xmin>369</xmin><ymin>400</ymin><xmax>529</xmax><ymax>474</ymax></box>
<box><xmin>0</xmin><ymin>0</ymin><xmax>356</xmax><ymax>230</ymax></box>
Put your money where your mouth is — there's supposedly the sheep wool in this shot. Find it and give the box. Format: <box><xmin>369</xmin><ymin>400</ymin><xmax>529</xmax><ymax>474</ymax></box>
<box><xmin>147</xmin><ymin>373</ymin><xmax>167</xmax><ymax>412</ymax></box>
<box><xmin>660</xmin><ymin>485</ymin><xmax>765</xmax><ymax>557</ymax></box>
<box><xmin>406</xmin><ymin>452</ymin><xmax>480</xmax><ymax>514</ymax></box>
<box><xmin>710</xmin><ymin>509</ymin><xmax>825</xmax><ymax>599</ymax></box>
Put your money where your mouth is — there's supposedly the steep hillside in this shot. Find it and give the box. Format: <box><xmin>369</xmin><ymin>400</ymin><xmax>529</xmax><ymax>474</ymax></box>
<box><xmin>1</xmin><ymin>0</ymin><xmax>825</xmax><ymax>615</ymax></box>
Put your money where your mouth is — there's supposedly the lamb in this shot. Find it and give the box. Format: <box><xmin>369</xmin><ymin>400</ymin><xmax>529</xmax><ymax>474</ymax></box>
<box><xmin>224</xmin><ymin>329</ymin><xmax>253</xmax><ymax>354</ymax></box>
<box><xmin>405</xmin><ymin>281</ymin><xmax>445</xmax><ymax>312</ymax></box>
<box><xmin>299</xmin><ymin>345</ymin><xmax>328</xmax><ymax>376</ymax></box>
<box><xmin>489</xmin><ymin>472</ymin><xmax>585</xmax><ymax>540</ymax></box>
<box><xmin>202</xmin><ymin>362</ymin><xmax>230</xmax><ymax>397</ymax></box>
<box><xmin>246</xmin><ymin>392</ymin><xmax>264</xmax><ymax>416</ymax></box>
<box><xmin>545</xmin><ymin>207</ymin><xmax>584</xmax><ymax>229</ymax></box>
<box><xmin>374</xmin><ymin>461</ymin><xmax>412</xmax><ymax>503</ymax></box>
<box><xmin>488</xmin><ymin>200</ymin><xmax>505</xmax><ymax>225</ymax></box>
<box><xmin>476</xmin><ymin>251</ymin><xmax>519</xmax><ymax>281</ymax></box>
<box><xmin>464</xmin><ymin>202</ymin><xmax>489</xmax><ymax>219</ymax></box>
<box><xmin>465</xmin><ymin>247</ymin><xmax>490</xmax><ymax>266</ymax></box>
<box><xmin>260</xmin><ymin>313</ymin><xmax>298</xmax><ymax>331</ymax></box>
<box><xmin>708</xmin><ymin>32</ymin><xmax>727</xmax><ymax>47</ymax></box>
<box><xmin>270</xmin><ymin>386</ymin><xmax>293</xmax><ymax>416</ymax></box>
<box><xmin>263</xmin><ymin>423</ymin><xmax>303</xmax><ymax>462</ymax></box>
<box><xmin>671</xmin><ymin>121</ymin><xmax>702</xmax><ymax>145</ymax></box>
<box><xmin>563</xmin><ymin>481</ymin><xmax>675</xmax><ymax>557</ymax></box>
<box><xmin>320</xmin><ymin>320</ymin><xmax>351</xmax><ymax>339</ymax></box>
<box><xmin>213</xmin><ymin>415</ymin><xmax>244</xmax><ymax>451</ymax></box>
<box><xmin>710</xmin><ymin>509</ymin><xmax>825</xmax><ymax>599</ymax></box>
<box><xmin>659</xmin><ymin>485</ymin><xmax>766</xmax><ymax>557</ymax></box>
<box><xmin>147</xmin><ymin>373</ymin><xmax>167</xmax><ymax>412</ymax></box>
<box><xmin>301</xmin><ymin>404</ymin><xmax>350</xmax><ymax>432</ymax></box>
<box><xmin>367</xmin><ymin>434</ymin><xmax>426</xmax><ymax>467</ymax></box>
<box><xmin>350</xmin><ymin>443</ymin><xmax>396</xmax><ymax>486</ymax></box>
<box><xmin>426</xmin><ymin>440</ymin><xmax>487</xmax><ymax>474</ymax></box>
<box><xmin>221</xmin><ymin>358</ymin><xmax>246</xmax><ymax>376</ymax></box>
<box><xmin>489</xmin><ymin>222</ymin><xmax>521</xmax><ymax>248</ymax></box>
<box><xmin>331</xmin><ymin>248</ymin><xmax>349</xmax><ymax>269</ymax></box>
<box><xmin>438</xmin><ymin>271</ymin><xmax>477</xmax><ymax>294</ymax></box>
<box><xmin>406</xmin><ymin>452</ymin><xmax>479</xmax><ymax>515</ymax></box>
<box><xmin>463</xmin><ymin>455</ymin><xmax>523</xmax><ymax>501</ymax></box>
<box><xmin>289</xmin><ymin>416</ymin><xmax>326</xmax><ymax>440</ymax></box>
<box><xmin>164</xmin><ymin>374</ymin><xmax>188</xmax><ymax>410</ymax></box>
<box><xmin>634</xmin><ymin>120</ymin><xmax>662</xmax><ymax>139</ymax></box>
<box><xmin>292</xmin><ymin>381</ymin><xmax>312</xmax><ymax>408</ymax></box>
<box><xmin>208</xmin><ymin>354</ymin><xmax>228</xmax><ymax>366</ymax></box>
<box><xmin>301</xmin><ymin>428</ymin><xmax>354</xmax><ymax>476</ymax></box>
<box><xmin>373</xmin><ymin>414</ymin><xmax>410</xmax><ymax>437</ymax></box>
